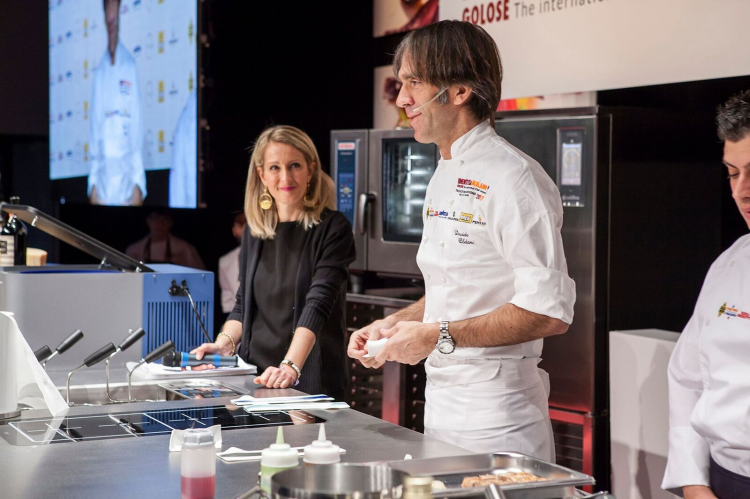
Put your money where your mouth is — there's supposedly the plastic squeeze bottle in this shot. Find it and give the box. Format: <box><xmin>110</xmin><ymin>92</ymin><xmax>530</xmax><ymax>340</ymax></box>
<box><xmin>260</xmin><ymin>426</ymin><xmax>299</xmax><ymax>493</ymax></box>
<box><xmin>303</xmin><ymin>424</ymin><xmax>341</xmax><ymax>465</ymax></box>
<box><xmin>181</xmin><ymin>428</ymin><xmax>216</xmax><ymax>499</ymax></box>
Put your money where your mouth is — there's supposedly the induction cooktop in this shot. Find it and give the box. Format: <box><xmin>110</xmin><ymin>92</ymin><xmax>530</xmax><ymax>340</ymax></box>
<box><xmin>0</xmin><ymin>405</ymin><xmax>324</xmax><ymax>446</ymax></box>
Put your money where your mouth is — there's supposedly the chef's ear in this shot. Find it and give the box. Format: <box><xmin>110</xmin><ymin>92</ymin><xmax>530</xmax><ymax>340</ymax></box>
<box><xmin>256</xmin><ymin>166</ymin><xmax>266</xmax><ymax>185</ymax></box>
<box><xmin>452</xmin><ymin>85</ymin><xmax>473</xmax><ymax>106</ymax></box>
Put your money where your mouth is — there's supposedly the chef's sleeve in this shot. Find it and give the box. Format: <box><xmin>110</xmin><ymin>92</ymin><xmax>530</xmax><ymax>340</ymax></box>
<box><xmin>661</xmin><ymin>309</ymin><xmax>710</xmax><ymax>495</ymax></box>
<box><xmin>87</xmin><ymin>74</ymin><xmax>102</xmax><ymax>197</ymax></box>
<box><xmin>129</xmin><ymin>70</ymin><xmax>147</xmax><ymax>200</ymax></box>
<box><xmin>488</xmin><ymin>171</ymin><xmax>575</xmax><ymax>324</ymax></box>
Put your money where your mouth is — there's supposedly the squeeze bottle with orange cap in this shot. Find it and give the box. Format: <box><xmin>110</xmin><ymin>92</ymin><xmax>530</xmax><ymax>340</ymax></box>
<box><xmin>260</xmin><ymin>426</ymin><xmax>299</xmax><ymax>493</ymax></box>
<box><xmin>303</xmin><ymin>424</ymin><xmax>341</xmax><ymax>466</ymax></box>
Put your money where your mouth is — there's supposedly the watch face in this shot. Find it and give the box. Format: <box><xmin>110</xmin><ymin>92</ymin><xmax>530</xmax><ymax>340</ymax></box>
<box><xmin>437</xmin><ymin>340</ymin><xmax>454</xmax><ymax>354</ymax></box>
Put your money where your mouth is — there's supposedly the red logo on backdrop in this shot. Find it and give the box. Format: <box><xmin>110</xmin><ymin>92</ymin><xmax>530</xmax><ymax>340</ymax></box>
<box><xmin>463</xmin><ymin>1</ymin><xmax>510</xmax><ymax>25</ymax></box>
<box><xmin>338</xmin><ymin>142</ymin><xmax>356</xmax><ymax>151</ymax></box>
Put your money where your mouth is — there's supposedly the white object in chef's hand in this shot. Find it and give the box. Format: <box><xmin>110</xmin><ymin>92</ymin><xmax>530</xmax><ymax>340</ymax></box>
<box><xmin>364</xmin><ymin>338</ymin><xmax>388</xmax><ymax>358</ymax></box>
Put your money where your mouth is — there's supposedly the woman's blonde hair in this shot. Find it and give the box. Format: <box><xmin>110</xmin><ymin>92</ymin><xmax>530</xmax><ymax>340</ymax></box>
<box><xmin>245</xmin><ymin>125</ymin><xmax>336</xmax><ymax>239</ymax></box>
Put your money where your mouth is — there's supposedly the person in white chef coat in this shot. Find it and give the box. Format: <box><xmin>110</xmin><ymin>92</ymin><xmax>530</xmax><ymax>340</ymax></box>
<box><xmin>347</xmin><ymin>20</ymin><xmax>575</xmax><ymax>461</ymax></box>
<box><xmin>662</xmin><ymin>90</ymin><xmax>750</xmax><ymax>499</ymax></box>
<box><xmin>218</xmin><ymin>212</ymin><xmax>247</xmax><ymax>319</ymax></box>
<box><xmin>169</xmin><ymin>90</ymin><xmax>197</xmax><ymax>208</ymax></box>
<box><xmin>88</xmin><ymin>0</ymin><xmax>146</xmax><ymax>206</ymax></box>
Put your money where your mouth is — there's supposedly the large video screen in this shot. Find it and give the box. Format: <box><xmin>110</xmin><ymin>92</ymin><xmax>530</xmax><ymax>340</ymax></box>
<box><xmin>49</xmin><ymin>0</ymin><xmax>198</xmax><ymax>208</ymax></box>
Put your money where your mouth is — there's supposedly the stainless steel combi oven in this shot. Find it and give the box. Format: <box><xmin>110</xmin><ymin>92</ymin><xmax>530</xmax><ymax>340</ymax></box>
<box><xmin>331</xmin><ymin>128</ymin><xmax>438</xmax><ymax>276</ymax></box>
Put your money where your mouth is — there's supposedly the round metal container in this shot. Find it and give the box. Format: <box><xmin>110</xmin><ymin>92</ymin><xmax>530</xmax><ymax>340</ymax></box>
<box><xmin>271</xmin><ymin>463</ymin><xmax>407</xmax><ymax>499</ymax></box>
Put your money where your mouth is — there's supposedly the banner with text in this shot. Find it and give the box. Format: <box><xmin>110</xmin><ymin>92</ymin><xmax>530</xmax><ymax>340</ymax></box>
<box><xmin>440</xmin><ymin>0</ymin><xmax>750</xmax><ymax>99</ymax></box>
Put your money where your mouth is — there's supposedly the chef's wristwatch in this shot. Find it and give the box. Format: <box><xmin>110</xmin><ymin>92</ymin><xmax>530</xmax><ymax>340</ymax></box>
<box><xmin>436</xmin><ymin>320</ymin><xmax>455</xmax><ymax>354</ymax></box>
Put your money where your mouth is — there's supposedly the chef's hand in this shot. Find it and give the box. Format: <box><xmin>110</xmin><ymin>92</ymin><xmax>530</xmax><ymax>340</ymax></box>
<box><xmin>683</xmin><ymin>486</ymin><xmax>718</xmax><ymax>499</ymax></box>
<box><xmin>348</xmin><ymin>318</ymin><xmax>396</xmax><ymax>369</ymax></box>
<box><xmin>189</xmin><ymin>342</ymin><xmax>232</xmax><ymax>371</ymax></box>
<box><xmin>373</xmin><ymin>321</ymin><xmax>439</xmax><ymax>366</ymax></box>
<box><xmin>254</xmin><ymin>364</ymin><xmax>298</xmax><ymax>389</ymax></box>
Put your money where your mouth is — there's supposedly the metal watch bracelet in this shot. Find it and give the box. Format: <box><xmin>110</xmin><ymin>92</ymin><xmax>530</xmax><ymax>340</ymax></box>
<box><xmin>280</xmin><ymin>359</ymin><xmax>301</xmax><ymax>379</ymax></box>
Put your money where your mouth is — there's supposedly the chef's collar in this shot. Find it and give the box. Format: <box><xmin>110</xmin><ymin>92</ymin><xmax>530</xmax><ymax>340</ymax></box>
<box><xmin>441</xmin><ymin>120</ymin><xmax>494</xmax><ymax>163</ymax></box>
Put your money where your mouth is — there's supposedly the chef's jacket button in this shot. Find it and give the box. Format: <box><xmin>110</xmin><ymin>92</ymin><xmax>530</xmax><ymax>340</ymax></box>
<box><xmin>423</xmin><ymin>237</ymin><xmax>428</xmax><ymax>243</ymax></box>
<box><xmin>449</xmin><ymin>200</ymin><xmax>454</xmax><ymax>205</ymax></box>
<box><xmin>730</xmin><ymin>260</ymin><xmax>735</xmax><ymax>267</ymax></box>
<box><xmin>705</xmin><ymin>383</ymin><xmax>711</xmax><ymax>390</ymax></box>
<box><xmin>441</xmin><ymin>277</ymin><xmax>447</xmax><ymax>283</ymax></box>
<box><xmin>440</xmin><ymin>241</ymin><xmax>445</xmax><ymax>247</ymax></box>
<box><xmin>426</xmin><ymin>274</ymin><xmax>431</xmax><ymax>280</ymax></box>
<box><xmin>705</xmin><ymin>320</ymin><xmax>710</xmax><ymax>326</ymax></box>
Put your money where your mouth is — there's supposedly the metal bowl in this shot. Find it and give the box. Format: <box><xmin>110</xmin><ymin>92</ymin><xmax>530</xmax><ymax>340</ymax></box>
<box><xmin>271</xmin><ymin>463</ymin><xmax>408</xmax><ymax>499</ymax></box>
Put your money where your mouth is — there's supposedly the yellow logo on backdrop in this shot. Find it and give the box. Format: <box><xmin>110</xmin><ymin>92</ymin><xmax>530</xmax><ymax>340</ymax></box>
<box><xmin>158</xmin><ymin>80</ymin><xmax>165</xmax><ymax>103</ymax></box>
<box><xmin>158</xmin><ymin>130</ymin><xmax>165</xmax><ymax>153</ymax></box>
<box><xmin>83</xmin><ymin>143</ymin><xmax>88</xmax><ymax>162</ymax></box>
<box><xmin>158</xmin><ymin>31</ymin><xmax>165</xmax><ymax>54</ymax></box>
<box><xmin>83</xmin><ymin>101</ymin><xmax>88</xmax><ymax>120</ymax></box>
<box><xmin>189</xmin><ymin>19</ymin><xmax>194</xmax><ymax>43</ymax></box>
<box><xmin>83</xmin><ymin>18</ymin><xmax>88</xmax><ymax>38</ymax></box>
<box><xmin>188</xmin><ymin>72</ymin><xmax>194</xmax><ymax>92</ymax></box>
<box><xmin>83</xmin><ymin>60</ymin><xmax>88</xmax><ymax>79</ymax></box>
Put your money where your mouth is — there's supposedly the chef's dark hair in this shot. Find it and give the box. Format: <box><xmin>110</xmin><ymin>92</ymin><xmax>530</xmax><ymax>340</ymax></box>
<box><xmin>717</xmin><ymin>89</ymin><xmax>750</xmax><ymax>142</ymax></box>
<box><xmin>393</xmin><ymin>20</ymin><xmax>503</xmax><ymax>126</ymax></box>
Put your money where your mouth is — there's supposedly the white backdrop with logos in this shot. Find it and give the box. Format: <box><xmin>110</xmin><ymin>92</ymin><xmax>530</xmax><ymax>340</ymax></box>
<box><xmin>440</xmin><ymin>0</ymin><xmax>750</xmax><ymax>100</ymax></box>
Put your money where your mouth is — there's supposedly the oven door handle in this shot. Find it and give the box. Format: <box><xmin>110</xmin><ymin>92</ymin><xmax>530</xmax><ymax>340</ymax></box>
<box><xmin>357</xmin><ymin>192</ymin><xmax>375</xmax><ymax>236</ymax></box>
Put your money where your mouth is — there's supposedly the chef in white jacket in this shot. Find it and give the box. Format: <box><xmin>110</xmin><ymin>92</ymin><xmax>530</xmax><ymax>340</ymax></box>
<box><xmin>662</xmin><ymin>90</ymin><xmax>750</xmax><ymax>499</ymax></box>
<box><xmin>347</xmin><ymin>21</ymin><xmax>575</xmax><ymax>461</ymax></box>
<box><xmin>169</xmin><ymin>90</ymin><xmax>197</xmax><ymax>208</ymax></box>
<box><xmin>88</xmin><ymin>0</ymin><xmax>146</xmax><ymax>206</ymax></box>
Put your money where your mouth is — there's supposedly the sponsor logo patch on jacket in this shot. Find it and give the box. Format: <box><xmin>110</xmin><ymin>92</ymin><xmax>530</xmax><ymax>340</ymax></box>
<box><xmin>456</xmin><ymin>178</ymin><xmax>490</xmax><ymax>199</ymax></box>
<box><xmin>120</xmin><ymin>80</ymin><xmax>131</xmax><ymax>95</ymax></box>
<box><xmin>718</xmin><ymin>302</ymin><xmax>750</xmax><ymax>320</ymax></box>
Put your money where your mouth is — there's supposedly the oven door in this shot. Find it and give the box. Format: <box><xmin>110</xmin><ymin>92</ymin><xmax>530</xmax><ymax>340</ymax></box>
<box><xmin>331</xmin><ymin>130</ymin><xmax>368</xmax><ymax>272</ymax></box>
<box><xmin>368</xmin><ymin>129</ymin><xmax>438</xmax><ymax>276</ymax></box>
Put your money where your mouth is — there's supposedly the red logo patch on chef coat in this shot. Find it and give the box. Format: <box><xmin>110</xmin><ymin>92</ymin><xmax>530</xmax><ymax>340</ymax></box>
<box><xmin>456</xmin><ymin>178</ymin><xmax>490</xmax><ymax>199</ymax></box>
<box><xmin>718</xmin><ymin>302</ymin><xmax>750</xmax><ymax>320</ymax></box>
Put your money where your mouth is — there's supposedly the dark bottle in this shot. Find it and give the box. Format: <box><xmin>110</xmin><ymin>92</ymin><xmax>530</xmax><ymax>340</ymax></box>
<box><xmin>0</xmin><ymin>196</ymin><xmax>27</xmax><ymax>266</ymax></box>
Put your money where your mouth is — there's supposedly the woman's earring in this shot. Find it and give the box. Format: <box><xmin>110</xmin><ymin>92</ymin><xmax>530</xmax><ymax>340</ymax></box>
<box><xmin>259</xmin><ymin>185</ymin><xmax>273</xmax><ymax>210</ymax></box>
<box><xmin>304</xmin><ymin>181</ymin><xmax>311</xmax><ymax>204</ymax></box>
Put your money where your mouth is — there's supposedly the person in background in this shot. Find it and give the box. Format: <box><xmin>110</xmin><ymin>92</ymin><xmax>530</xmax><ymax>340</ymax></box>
<box><xmin>169</xmin><ymin>90</ymin><xmax>198</xmax><ymax>208</ymax></box>
<box><xmin>348</xmin><ymin>21</ymin><xmax>575</xmax><ymax>460</ymax></box>
<box><xmin>191</xmin><ymin>125</ymin><xmax>355</xmax><ymax>400</ymax></box>
<box><xmin>662</xmin><ymin>90</ymin><xmax>750</xmax><ymax>499</ymax></box>
<box><xmin>218</xmin><ymin>212</ymin><xmax>247</xmax><ymax>320</ymax></box>
<box><xmin>88</xmin><ymin>0</ymin><xmax>146</xmax><ymax>206</ymax></box>
<box><xmin>126</xmin><ymin>210</ymin><xmax>205</xmax><ymax>269</ymax></box>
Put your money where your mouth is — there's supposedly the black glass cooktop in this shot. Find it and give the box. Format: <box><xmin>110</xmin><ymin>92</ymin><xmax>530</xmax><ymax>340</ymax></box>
<box><xmin>0</xmin><ymin>406</ymin><xmax>324</xmax><ymax>446</ymax></box>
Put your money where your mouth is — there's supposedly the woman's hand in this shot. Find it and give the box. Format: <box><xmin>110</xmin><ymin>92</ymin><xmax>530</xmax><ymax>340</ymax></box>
<box><xmin>254</xmin><ymin>364</ymin><xmax>298</xmax><ymax>389</ymax></box>
<box><xmin>683</xmin><ymin>486</ymin><xmax>718</xmax><ymax>499</ymax></box>
<box><xmin>189</xmin><ymin>342</ymin><xmax>233</xmax><ymax>371</ymax></box>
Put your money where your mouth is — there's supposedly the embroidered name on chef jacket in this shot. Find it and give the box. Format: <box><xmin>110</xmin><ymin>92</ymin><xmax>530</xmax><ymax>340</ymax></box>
<box><xmin>456</xmin><ymin>178</ymin><xmax>490</xmax><ymax>200</ymax></box>
<box><xmin>717</xmin><ymin>302</ymin><xmax>750</xmax><ymax>320</ymax></box>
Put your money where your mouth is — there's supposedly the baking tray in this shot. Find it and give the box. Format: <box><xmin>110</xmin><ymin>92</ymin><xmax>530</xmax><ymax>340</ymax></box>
<box><xmin>389</xmin><ymin>452</ymin><xmax>595</xmax><ymax>499</ymax></box>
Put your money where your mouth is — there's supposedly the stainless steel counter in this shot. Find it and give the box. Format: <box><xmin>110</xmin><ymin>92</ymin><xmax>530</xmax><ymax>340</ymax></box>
<box><xmin>2</xmin><ymin>370</ymin><xmax>472</xmax><ymax>499</ymax></box>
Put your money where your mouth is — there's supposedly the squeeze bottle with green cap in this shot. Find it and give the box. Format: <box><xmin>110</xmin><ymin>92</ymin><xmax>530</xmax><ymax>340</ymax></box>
<box><xmin>303</xmin><ymin>424</ymin><xmax>341</xmax><ymax>465</ymax></box>
<box><xmin>260</xmin><ymin>426</ymin><xmax>299</xmax><ymax>493</ymax></box>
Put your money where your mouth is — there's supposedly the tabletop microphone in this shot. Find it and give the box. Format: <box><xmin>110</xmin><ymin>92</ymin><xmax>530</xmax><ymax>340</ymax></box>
<box><xmin>162</xmin><ymin>350</ymin><xmax>239</xmax><ymax>368</ymax></box>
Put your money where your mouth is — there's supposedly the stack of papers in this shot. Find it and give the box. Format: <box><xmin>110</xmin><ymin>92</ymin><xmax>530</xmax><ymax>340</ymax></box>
<box><xmin>127</xmin><ymin>358</ymin><xmax>257</xmax><ymax>380</ymax></box>
<box><xmin>230</xmin><ymin>394</ymin><xmax>350</xmax><ymax>412</ymax></box>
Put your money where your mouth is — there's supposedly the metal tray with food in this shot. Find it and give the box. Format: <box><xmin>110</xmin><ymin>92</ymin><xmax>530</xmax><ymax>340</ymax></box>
<box><xmin>388</xmin><ymin>452</ymin><xmax>595</xmax><ymax>499</ymax></box>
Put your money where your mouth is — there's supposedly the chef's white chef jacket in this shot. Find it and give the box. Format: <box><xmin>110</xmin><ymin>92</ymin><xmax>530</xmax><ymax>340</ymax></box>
<box><xmin>169</xmin><ymin>90</ymin><xmax>197</xmax><ymax>208</ymax></box>
<box><xmin>662</xmin><ymin>233</ymin><xmax>750</xmax><ymax>495</ymax></box>
<box><xmin>88</xmin><ymin>42</ymin><xmax>147</xmax><ymax>206</ymax></box>
<box><xmin>417</xmin><ymin>121</ymin><xmax>576</xmax><ymax>357</ymax></box>
<box><xmin>219</xmin><ymin>245</ymin><xmax>241</xmax><ymax>314</ymax></box>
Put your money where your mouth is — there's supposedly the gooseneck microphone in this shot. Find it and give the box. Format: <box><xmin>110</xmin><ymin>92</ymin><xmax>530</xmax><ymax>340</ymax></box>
<box><xmin>162</xmin><ymin>350</ymin><xmax>239</xmax><ymax>368</ymax></box>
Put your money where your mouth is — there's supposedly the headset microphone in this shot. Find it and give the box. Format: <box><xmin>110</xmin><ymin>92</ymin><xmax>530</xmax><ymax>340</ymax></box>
<box><xmin>411</xmin><ymin>87</ymin><xmax>447</xmax><ymax>114</ymax></box>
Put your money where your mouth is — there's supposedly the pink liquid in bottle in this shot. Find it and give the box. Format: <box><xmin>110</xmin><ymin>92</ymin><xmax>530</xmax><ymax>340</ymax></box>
<box><xmin>181</xmin><ymin>475</ymin><xmax>216</xmax><ymax>499</ymax></box>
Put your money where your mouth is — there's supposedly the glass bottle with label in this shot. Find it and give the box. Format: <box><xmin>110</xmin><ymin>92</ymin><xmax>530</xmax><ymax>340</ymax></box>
<box><xmin>0</xmin><ymin>197</ymin><xmax>27</xmax><ymax>266</ymax></box>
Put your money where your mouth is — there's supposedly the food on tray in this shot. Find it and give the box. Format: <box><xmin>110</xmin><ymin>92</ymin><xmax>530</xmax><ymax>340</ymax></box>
<box><xmin>461</xmin><ymin>472</ymin><xmax>546</xmax><ymax>487</ymax></box>
<box><xmin>431</xmin><ymin>480</ymin><xmax>446</xmax><ymax>490</ymax></box>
